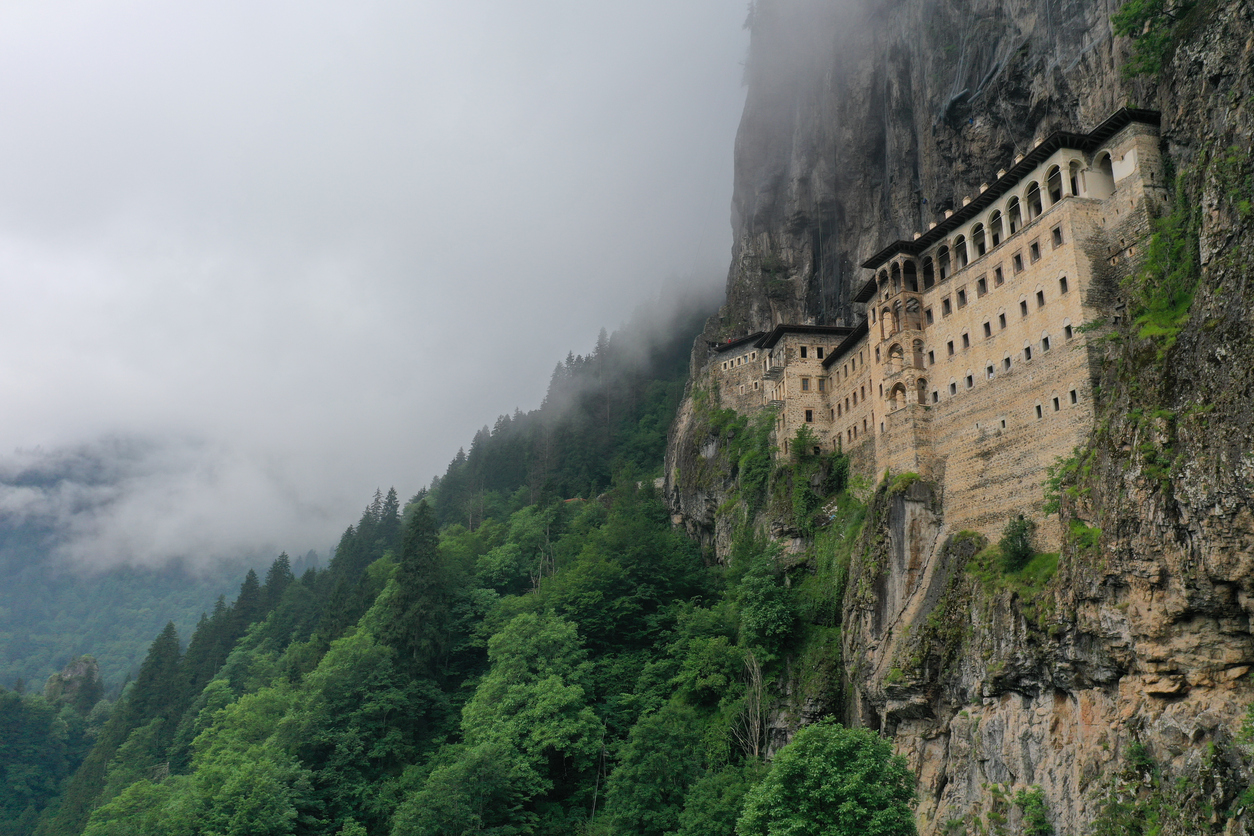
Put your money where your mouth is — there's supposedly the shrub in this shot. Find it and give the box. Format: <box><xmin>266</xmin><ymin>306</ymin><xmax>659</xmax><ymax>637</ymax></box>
<box><xmin>999</xmin><ymin>517</ymin><xmax>1036</xmax><ymax>572</ymax></box>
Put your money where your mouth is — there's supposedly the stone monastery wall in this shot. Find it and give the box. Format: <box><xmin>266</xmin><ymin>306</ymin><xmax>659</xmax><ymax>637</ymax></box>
<box><xmin>708</xmin><ymin>110</ymin><xmax>1164</xmax><ymax>547</ymax></box>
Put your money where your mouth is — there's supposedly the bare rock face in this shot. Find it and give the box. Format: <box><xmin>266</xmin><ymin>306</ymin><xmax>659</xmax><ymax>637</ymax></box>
<box><xmin>44</xmin><ymin>655</ymin><xmax>104</xmax><ymax>714</ymax></box>
<box><xmin>667</xmin><ymin>0</ymin><xmax>1254</xmax><ymax>832</ymax></box>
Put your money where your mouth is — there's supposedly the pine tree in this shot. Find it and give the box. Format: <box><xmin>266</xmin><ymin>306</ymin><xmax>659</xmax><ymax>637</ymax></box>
<box><xmin>127</xmin><ymin>622</ymin><xmax>181</xmax><ymax>724</ymax></box>
<box><xmin>264</xmin><ymin>553</ymin><xmax>295</xmax><ymax>607</ymax></box>
<box><xmin>382</xmin><ymin>502</ymin><xmax>450</xmax><ymax>675</ymax></box>
<box><xmin>378</xmin><ymin>488</ymin><xmax>402</xmax><ymax>550</ymax></box>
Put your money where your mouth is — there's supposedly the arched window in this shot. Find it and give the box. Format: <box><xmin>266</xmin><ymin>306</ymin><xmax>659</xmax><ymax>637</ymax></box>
<box><xmin>922</xmin><ymin>257</ymin><xmax>935</xmax><ymax>289</ymax></box>
<box><xmin>1089</xmin><ymin>153</ymin><xmax>1116</xmax><ymax>199</ymax></box>
<box><xmin>972</xmin><ymin>223</ymin><xmax>986</xmax><ymax>257</ymax></box>
<box><xmin>916</xmin><ymin>377</ymin><xmax>928</xmax><ymax>405</ymax></box>
<box><xmin>903</xmin><ymin>260</ymin><xmax>918</xmax><ymax>292</ymax></box>
<box><xmin>954</xmin><ymin>235</ymin><xmax>969</xmax><ymax>268</ymax></box>
<box><xmin>880</xmin><ymin>307</ymin><xmax>893</xmax><ymax>339</ymax></box>
<box><xmin>1006</xmin><ymin>198</ymin><xmax>1022</xmax><ymax>234</ymax></box>
<box><xmin>1026</xmin><ymin>182</ymin><xmax>1043</xmax><ymax>219</ymax></box>
<box><xmin>878</xmin><ymin>270</ymin><xmax>889</xmax><ymax>299</ymax></box>
<box><xmin>1069</xmin><ymin>160</ymin><xmax>1083</xmax><ymax>197</ymax></box>
<box><xmin>988</xmin><ymin>211</ymin><xmax>1003</xmax><ymax>247</ymax></box>
<box><xmin>891</xmin><ymin>300</ymin><xmax>903</xmax><ymax>335</ymax></box>
<box><xmin>1046</xmin><ymin>165</ymin><xmax>1063</xmax><ymax>203</ymax></box>
<box><xmin>904</xmin><ymin>297</ymin><xmax>923</xmax><ymax>330</ymax></box>
<box><xmin>937</xmin><ymin>246</ymin><xmax>951</xmax><ymax>280</ymax></box>
<box><xmin>888</xmin><ymin>343</ymin><xmax>904</xmax><ymax>372</ymax></box>
<box><xmin>912</xmin><ymin>339</ymin><xmax>925</xmax><ymax>369</ymax></box>
<box><xmin>890</xmin><ymin>262</ymin><xmax>902</xmax><ymax>293</ymax></box>
<box><xmin>889</xmin><ymin>383</ymin><xmax>907</xmax><ymax>411</ymax></box>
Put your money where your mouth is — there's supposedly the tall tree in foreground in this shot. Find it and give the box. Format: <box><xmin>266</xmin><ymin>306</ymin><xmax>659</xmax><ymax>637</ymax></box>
<box><xmin>736</xmin><ymin>721</ymin><xmax>916</xmax><ymax>836</ymax></box>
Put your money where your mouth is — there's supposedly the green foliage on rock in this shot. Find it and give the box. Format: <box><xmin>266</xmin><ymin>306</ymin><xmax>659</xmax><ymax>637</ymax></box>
<box><xmin>998</xmin><ymin>517</ymin><xmax>1037</xmax><ymax>573</ymax></box>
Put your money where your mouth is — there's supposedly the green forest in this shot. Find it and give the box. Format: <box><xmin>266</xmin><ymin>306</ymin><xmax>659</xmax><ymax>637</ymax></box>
<box><xmin>0</xmin><ymin>295</ymin><xmax>920</xmax><ymax>836</ymax></box>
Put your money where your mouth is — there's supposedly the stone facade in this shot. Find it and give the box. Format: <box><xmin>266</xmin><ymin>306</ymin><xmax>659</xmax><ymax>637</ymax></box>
<box><xmin>708</xmin><ymin>110</ymin><xmax>1164</xmax><ymax>547</ymax></box>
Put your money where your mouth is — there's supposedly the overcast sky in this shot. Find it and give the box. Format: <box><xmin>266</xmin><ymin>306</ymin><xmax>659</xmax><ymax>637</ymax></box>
<box><xmin>0</xmin><ymin>1</ymin><xmax>748</xmax><ymax>569</ymax></box>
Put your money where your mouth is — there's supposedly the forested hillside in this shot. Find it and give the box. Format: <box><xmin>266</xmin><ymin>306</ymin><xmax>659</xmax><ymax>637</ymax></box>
<box><xmin>1</xmin><ymin>285</ymin><xmax>922</xmax><ymax>836</ymax></box>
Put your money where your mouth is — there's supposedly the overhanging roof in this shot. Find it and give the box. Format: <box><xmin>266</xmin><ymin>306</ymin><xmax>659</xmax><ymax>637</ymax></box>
<box><xmin>822</xmin><ymin>318</ymin><xmax>869</xmax><ymax>368</ymax></box>
<box><xmin>711</xmin><ymin>332</ymin><xmax>766</xmax><ymax>353</ymax></box>
<box><xmin>757</xmin><ymin>324</ymin><xmax>855</xmax><ymax>349</ymax></box>
<box><xmin>861</xmin><ymin>108</ymin><xmax>1161</xmax><ymax>271</ymax></box>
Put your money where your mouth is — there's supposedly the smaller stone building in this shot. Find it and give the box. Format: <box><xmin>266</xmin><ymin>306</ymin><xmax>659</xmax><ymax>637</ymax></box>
<box><xmin>707</xmin><ymin>108</ymin><xmax>1164</xmax><ymax>546</ymax></box>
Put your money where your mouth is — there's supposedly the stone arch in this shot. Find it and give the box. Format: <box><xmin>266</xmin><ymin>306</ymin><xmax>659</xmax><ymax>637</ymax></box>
<box><xmin>1069</xmin><ymin>159</ymin><xmax>1084</xmax><ymax>196</ymax></box>
<box><xmin>888</xmin><ymin>382</ymin><xmax>908</xmax><ymax>411</ymax></box>
<box><xmin>972</xmin><ymin>223</ymin><xmax>987</xmax><ymax>257</ymax></box>
<box><xmin>988</xmin><ymin>210</ymin><xmax>1003</xmax><ymax>247</ymax></box>
<box><xmin>903</xmin><ymin>260</ymin><xmax>919</xmax><ymax>292</ymax></box>
<box><xmin>878</xmin><ymin>269</ymin><xmax>890</xmax><ymax>299</ymax></box>
<box><xmin>922</xmin><ymin>257</ymin><xmax>935</xmax><ymax>289</ymax></box>
<box><xmin>1006</xmin><ymin>197</ymin><xmax>1022</xmax><ymax>234</ymax></box>
<box><xmin>887</xmin><ymin>343</ymin><xmax>905</xmax><ymax>372</ymax></box>
<box><xmin>891</xmin><ymin>300</ymin><xmax>903</xmax><ymax>335</ymax></box>
<box><xmin>1026</xmin><ymin>182</ymin><xmax>1043</xmax><ymax>219</ymax></box>
<box><xmin>1046</xmin><ymin>165</ymin><xmax>1064</xmax><ymax>204</ymax></box>
<box><xmin>937</xmin><ymin>246</ymin><xmax>951</xmax><ymax>280</ymax></box>
<box><xmin>880</xmin><ymin>306</ymin><xmax>894</xmax><ymax>339</ymax></box>
<box><xmin>890</xmin><ymin>262</ymin><xmax>902</xmax><ymax>293</ymax></box>
<box><xmin>954</xmin><ymin>235</ymin><xmax>969</xmax><ymax>268</ymax></box>
<box><xmin>1090</xmin><ymin>152</ymin><xmax>1116</xmax><ymax>198</ymax></box>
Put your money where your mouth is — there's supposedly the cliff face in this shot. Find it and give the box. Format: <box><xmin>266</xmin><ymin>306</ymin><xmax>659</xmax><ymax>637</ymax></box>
<box><xmin>667</xmin><ymin>0</ymin><xmax>1254</xmax><ymax>832</ymax></box>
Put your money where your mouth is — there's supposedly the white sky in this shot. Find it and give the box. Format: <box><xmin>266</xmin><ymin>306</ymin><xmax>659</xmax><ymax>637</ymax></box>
<box><xmin>0</xmin><ymin>1</ymin><xmax>748</xmax><ymax>568</ymax></box>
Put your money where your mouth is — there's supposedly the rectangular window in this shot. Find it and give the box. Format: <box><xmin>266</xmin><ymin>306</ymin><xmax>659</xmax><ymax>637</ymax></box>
<box><xmin>1070</xmin><ymin>389</ymin><xmax>1078</xmax><ymax>404</ymax></box>
<box><xmin>837</xmin><ymin>403</ymin><xmax>842</xmax><ymax>417</ymax></box>
<box><xmin>1052</xmin><ymin>226</ymin><xmax>1064</xmax><ymax>247</ymax></box>
<box><xmin>853</xmin><ymin>392</ymin><xmax>858</xmax><ymax>405</ymax></box>
<box><xmin>1020</xmin><ymin>300</ymin><xmax>1029</xmax><ymax>317</ymax></box>
<box><xmin>1042</xmin><ymin>336</ymin><xmax>1051</xmax><ymax>352</ymax></box>
<box><xmin>925</xmin><ymin>308</ymin><xmax>934</xmax><ymax>325</ymax></box>
<box><xmin>1030</xmin><ymin>241</ymin><xmax>1041</xmax><ymax>262</ymax></box>
<box><xmin>947</xmin><ymin>340</ymin><xmax>955</xmax><ymax>356</ymax></box>
<box><xmin>986</xmin><ymin>365</ymin><xmax>995</xmax><ymax>379</ymax></box>
<box><xmin>1052</xmin><ymin>397</ymin><xmax>1060</xmax><ymax>412</ymax></box>
<box><xmin>1013</xmin><ymin>253</ymin><xmax>1024</xmax><ymax>273</ymax></box>
<box><xmin>999</xmin><ymin>313</ymin><xmax>1007</xmax><ymax>329</ymax></box>
<box><xmin>976</xmin><ymin>277</ymin><xmax>987</xmax><ymax>296</ymax></box>
<box><xmin>962</xmin><ymin>333</ymin><xmax>970</xmax><ymax>349</ymax></box>
<box><xmin>816</xmin><ymin>347</ymin><xmax>824</xmax><ymax>359</ymax></box>
<box><xmin>983</xmin><ymin>321</ymin><xmax>992</xmax><ymax>338</ymax></box>
<box><xmin>800</xmin><ymin>346</ymin><xmax>808</xmax><ymax>358</ymax></box>
<box><xmin>931</xmin><ymin>390</ymin><xmax>939</xmax><ymax>403</ymax></box>
<box><xmin>1036</xmin><ymin>404</ymin><xmax>1044</xmax><ymax>419</ymax></box>
<box><xmin>1003</xmin><ymin>357</ymin><xmax>1011</xmax><ymax>371</ymax></box>
<box><xmin>927</xmin><ymin>350</ymin><xmax>935</xmax><ymax>365</ymax></box>
<box><xmin>994</xmin><ymin>266</ymin><xmax>1004</xmax><ymax>286</ymax></box>
<box><xmin>1064</xmin><ymin>324</ymin><xmax>1074</xmax><ymax>340</ymax></box>
<box><xmin>965</xmin><ymin>374</ymin><xmax>974</xmax><ymax>389</ymax></box>
<box><xmin>942</xmin><ymin>298</ymin><xmax>952</xmax><ymax>316</ymax></box>
<box><xmin>1024</xmin><ymin>346</ymin><xmax>1033</xmax><ymax>361</ymax></box>
<box><xmin>818</xmin><ymin>378</ymin><xmax>826</xmax><ymax>392</ymax></box>
<box><xmin>957</xmin><ymin>288</ymin><xmax>967</xmax><ymax>308</ymax></box>
<box><xmin>1059</xmin><ymin>276</ymin><xmax>1069</xmax><ymax>294</ymax></box>
<box><xmin>1037</xmin><ymin>290</ymin><xmax>1046</xmax><ymax>308</ymax></box>
<box><xmin>949</xmin><ymin>382</ymin><xmax>958</xmax><ymax>395</ymax></box>
<box><xmin>801</xmin><ymin>378</ymin><xmax>810</xmax><ymax>391</ymax></box>
<box><xmin>805</xmin><ymin>409</ymin><xmax>814</xmax><ymax>422</ymax></box>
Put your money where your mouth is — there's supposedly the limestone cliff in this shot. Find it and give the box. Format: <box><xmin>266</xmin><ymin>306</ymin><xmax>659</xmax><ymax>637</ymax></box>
<box><xmin>666</xmin><ymin>0</ymin><xmax>1254</xmax><ymax>833</ymax></box>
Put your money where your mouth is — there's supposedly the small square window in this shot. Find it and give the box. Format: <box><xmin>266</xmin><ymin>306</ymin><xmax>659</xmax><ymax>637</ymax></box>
<box><xmin>1035</xmin><ymin>404</ymin><xmax>1043</xmax><ymax>419</ymax></box>
<box><xmin>994</xmin><ymin>266</ymin><xmax>1004</xmax><ymax>286</ymax></box>
<box><xmin>816</xmin><ymin>346</ymin><xmax>825</xmax><ymax>359</ymax></box>
<box><xmin>1013</xmin><ymin>253</ymin><xmax>1024</xmax><ymax>273</ymax></box>
<box><xmin>1059</xmin><ymin>276</ymin><xmax>1069</xmax><ymax>294</ymax></box>
<box><xmin>1003</xmin><ymin>357</ymin><xmax>1012</xmax><ymax>371</ymax></box>
<box><xmin>1070</xmin><ymin>389</ymin><xmax>1078</xmax><ymax>404</ymax></box>
<box><xmin>947</xmin><ymin>340</ymin><xmax>955</xmax><ymax>356</ymax></box>
<box><xmin>998</xmin><ymin>313</ymin><xmax>1007</xmax><ymax>330</ymax></box>
<box><xmin>927</xmin><ymin>350</ymin><xmax>935</xmax><ymax>365</ymax></box>
<box><xmin>976</xmin><ymin>277</ymin><xmax>987</xmax><ymax>296</ymax></box>
<box><xmin>1037</xmin><ymin>290</ymin><xmax>1046</xmax><ymax>308</ymax></box>
<box><xmin>1052</xmin><ymin>226</ymin><xmax>1064</xmax><ymax>247</ymax></box>
<box><xmin>957</xmin><ymin>289</ymin><xmax>968</xmax><ymax>308</ymax></box>
<box><xmin>801</xmin><ymin>378</ymin><xmax>810</xmax><ymax>391</ymax></box>
<box><xmin>805</xmin><ymin>409</ymin><xmax>814</xmax><ymax>422</ymax></box>
<box><xmin>965</xmin><ymin>374</ymin><xmax>974</xmax><ymax>389</ymax></box>
<box><xmin>800</xmin><ymin>346</ymin><xmax>808</xmax><ymax>358</ymax></box>
<box><xmin>1052</xmin><ymin>397</ymin><xmax>1060</xmax><ymax>412</ymax></box>
<box><xmin>942</xmin><ymin>298</ymin><xmax>952</xmax><ymax>316</ymax></box>
<box><xmin>926</xmin><ymin>308</ymin><xmax>934</xmax><ymax>325</ymax></box>
<box><xmin>1020</xmin><ymin>300</ymin><xmax>1029</xmax><ymax>317</ymax></box>
<box><xmin>962</xmin><ymin>333</ymin><xmax>970</xmax><ymax>349</ymax></box>
<box><xmin>1030</xmin><ymin>241</ymin><xmax>1041</xmax><ymax>262</ymax></box>
<box><xmin>983</xmin><ymin>321</ymin><xmax>992</xmax><ymax>338</ymax></box>
<box><xmin>949</xmin><ymin>382</ymin><xmax>958</xmax><ymax>395</ymax></box>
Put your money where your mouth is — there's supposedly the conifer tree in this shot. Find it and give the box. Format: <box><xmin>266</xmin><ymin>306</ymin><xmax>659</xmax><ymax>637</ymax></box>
<box><xmin>263</xmin><ymin>553</ymin><xmax>295</xmax><ymax>607</ymax></box>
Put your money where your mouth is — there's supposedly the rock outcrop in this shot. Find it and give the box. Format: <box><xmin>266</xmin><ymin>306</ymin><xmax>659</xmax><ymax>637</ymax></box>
<box><xmin>666</xmin><ymin>0</ymin><xmax>1254</xmax><ymax>832</ymax></box>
